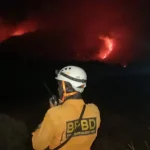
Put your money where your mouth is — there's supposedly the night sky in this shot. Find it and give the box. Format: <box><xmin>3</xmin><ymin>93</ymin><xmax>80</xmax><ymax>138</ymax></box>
<box><xmin>0</xmin><ymin>0</ymin><xmax>150</xmax><ymax>64</ymax></box>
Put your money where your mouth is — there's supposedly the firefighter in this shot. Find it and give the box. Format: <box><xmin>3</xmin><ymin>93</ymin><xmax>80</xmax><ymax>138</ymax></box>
<box><xmin>32</xmin><ymin>65</ymin><xmax>101</xmax><ymax>150</ymax></box>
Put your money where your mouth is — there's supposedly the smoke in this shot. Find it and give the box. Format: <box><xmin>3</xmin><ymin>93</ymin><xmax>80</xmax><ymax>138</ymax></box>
<box><xmin>0</xmin><ymin>0</ymin><xmax>145</xmax><ymax>64</ymax></box>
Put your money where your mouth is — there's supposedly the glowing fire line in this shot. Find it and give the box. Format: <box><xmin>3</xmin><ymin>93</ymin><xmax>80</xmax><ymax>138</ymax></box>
<box><xmin>98</xmin><ymin>35</ymin><xmax>114</xmax><ymax>60</ymax></box>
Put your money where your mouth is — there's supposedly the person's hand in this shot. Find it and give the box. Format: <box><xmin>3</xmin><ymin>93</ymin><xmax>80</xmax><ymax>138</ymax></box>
<box><xmin>49</xmin><ymin>95</ymin><xmax>64</xmax><ymax>107</ymax></box>
<box><xmin>49</xmin><ymin>95</ymin><xmax>58</xmax><ymax>107</ymax></box>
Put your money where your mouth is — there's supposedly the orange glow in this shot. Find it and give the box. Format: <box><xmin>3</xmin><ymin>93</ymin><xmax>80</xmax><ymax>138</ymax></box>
<box><xmin>0</xmin><ymin>18</ymin><xmax>38</xmax><ymax>42</ymax></box>
<box><xmin>12</xmin><ymin>29</ymin><xmax>26</xmax><ymax>36</ymax></box>
<box><xmin>98</xmin><ymin>35</ymin><xmax>114</xmax><ymax>60</ymax></box>
<box><xmin>12</xmin><ymin>19</ymin><xmax>38</xmax><ymax>36</ymax></box>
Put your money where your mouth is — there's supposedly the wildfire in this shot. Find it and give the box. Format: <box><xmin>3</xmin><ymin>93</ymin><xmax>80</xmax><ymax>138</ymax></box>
<box><xmin>0</xmin><ymin>16</ymin><xmax>131</xmax><ymax>65</ymax></box>
<box><xmin>0</xmin><ymin>18</ymin><xmax>38</xmax><ymax>42</ymax></box>
<box><xmin>12</xmin><ymin>29</ymin><xmax>27</xmax><ymax>36</ymax></box>
<box><xmin>98</xmin><ymin>35</ymin><xmax>115</xmax><ymax>60</ymax></box>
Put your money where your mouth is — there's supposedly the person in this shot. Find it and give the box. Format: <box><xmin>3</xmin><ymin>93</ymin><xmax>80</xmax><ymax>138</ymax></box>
<box><xmin>32</xmin><ymin>65</ymin><xmax>101</xmax><ymax>150</ymax></box>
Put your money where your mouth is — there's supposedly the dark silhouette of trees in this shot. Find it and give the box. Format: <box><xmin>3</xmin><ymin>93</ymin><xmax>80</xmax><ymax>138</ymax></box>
<box><xmin>0</xmin><ymin>114</ymin><xmax>29</xmax><ymax>150</ymax></box>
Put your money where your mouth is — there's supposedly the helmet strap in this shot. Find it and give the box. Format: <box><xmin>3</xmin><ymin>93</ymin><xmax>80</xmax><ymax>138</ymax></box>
<box><xmin>61</xmin><ymin>81</ymin><xmax>77</xmax><ymax>102</ymax></box>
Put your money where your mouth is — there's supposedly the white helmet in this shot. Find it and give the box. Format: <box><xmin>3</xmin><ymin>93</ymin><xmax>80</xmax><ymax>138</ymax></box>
<box><xmin>55</xmin><ymin>66</ymin><xmax>87</xmax><ymax>93</ymax></box>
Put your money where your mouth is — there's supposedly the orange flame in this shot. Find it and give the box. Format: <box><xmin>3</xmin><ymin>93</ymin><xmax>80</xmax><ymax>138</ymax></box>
<box><xmin>12</xmin><ymin>29</ymin><xmax>27</xmax><ymax>36</ymax></box>
<box><xmin>12</xmin><ymin>19</ymin><xmax>38</xmax><ymax>36</ymax></box>
<box><xmin>0</xmin><ymin>18</ymin><xmax>38</xmax><ymax>42</ymax></box>
<box><xmin>98</xmin><ymin>35</ymin><xmax>114</xmax><ymax>60</ymax></box>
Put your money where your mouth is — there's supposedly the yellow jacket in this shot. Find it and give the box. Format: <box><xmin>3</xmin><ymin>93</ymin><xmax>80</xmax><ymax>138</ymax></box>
<box><xmin>32</xmin><ymin>99</ymin><xmax>101</xmax><ymax>150</ymax></box>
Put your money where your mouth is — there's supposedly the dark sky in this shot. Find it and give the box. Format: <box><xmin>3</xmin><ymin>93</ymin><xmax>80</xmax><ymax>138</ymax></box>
<box><xmin>0</xmin><ymin>0</ymin><xmax>149</xmax><ymax>24</ymax></box>
<box><xmin>0</xmin><ymin>0</ymin><xmax>150</xmax><ymax>64</ymax></box>
<box><xmin>0</xmin><ymin>0</ymin><xmax>149</xmax><ymax>35</ymax></box>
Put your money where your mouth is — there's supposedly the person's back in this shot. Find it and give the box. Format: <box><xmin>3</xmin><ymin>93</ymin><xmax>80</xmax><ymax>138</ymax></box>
<box><xmin>48</xmin><ymin>99</ymin><xmax>100</xmax><ymax>150</ymax></box>
<box><xmin>32</xmin><ymin>65</ymin><xmax>101</xmax><ymax>150</ymax></box>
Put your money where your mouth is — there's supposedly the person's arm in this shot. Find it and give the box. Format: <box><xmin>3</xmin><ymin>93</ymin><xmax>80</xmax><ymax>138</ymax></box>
<box><xmin>32</xmin><ymin>109</ymin><xmax>56</xmax><ymax>150</ymax></box>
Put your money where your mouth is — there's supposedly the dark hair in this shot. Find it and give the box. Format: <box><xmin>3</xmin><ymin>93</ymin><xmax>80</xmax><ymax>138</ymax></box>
<box><xmin>58</xmin><ymin>81</ymin><xmax>82</xmax><ymax>100</ymax></box>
